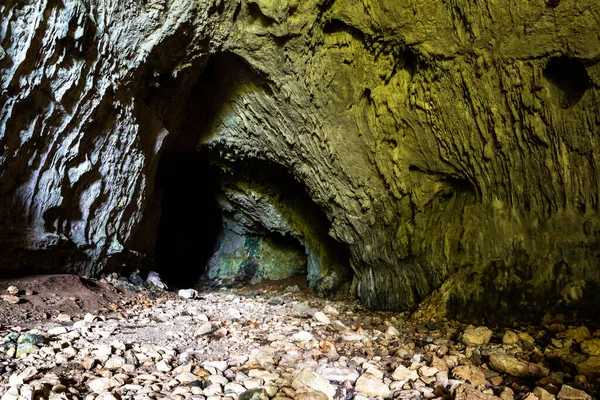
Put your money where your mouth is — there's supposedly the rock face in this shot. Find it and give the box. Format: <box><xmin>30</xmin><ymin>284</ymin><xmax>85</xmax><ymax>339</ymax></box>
<box><xmin>1</xmin><ymin>0</ymin><xmax>600</xmax><ymax>321</ymax></box>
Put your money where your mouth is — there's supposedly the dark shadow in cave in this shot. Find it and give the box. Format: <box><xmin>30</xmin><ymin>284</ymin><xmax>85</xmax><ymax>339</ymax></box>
<box><xmin>544</xmin><ymin>56</ymin><xmax>590</xmax><ymax>109</ymax></box>
<box><xmin>153</xmin><ymin>149</ymin><xmax>222</xmax><ymax>289</ymax></box>
<box><xmin>148</xmin><ymin>50</ymin><xmax>350</xmax><ymax>292</ymax></box>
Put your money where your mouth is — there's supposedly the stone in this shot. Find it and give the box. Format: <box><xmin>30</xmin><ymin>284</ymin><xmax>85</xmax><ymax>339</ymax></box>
<box><xmin>196</xmin><ymin>322</ymin><xmax>213</xmax><ymax>336</ymax></box>
<box><xmin>319</xmin><ymin>367</ymin><xmax>359</xmax><ymax>383</ymax></box>
<box><xmin>203</xmin><ymin>384</ymin><xmax>223</xmax><ymax>396</ymax></box>
<box><xmin>580</xmin><ymin>339</ymin><xmax>600</xmax><ymax>356</ymax></box>
<box><xmin>176</xmin><ymin>372</ymin><xmax>200</xmax><ymax>383</ymax></box>
<box><xmin>225</xmin><ymin>383</ymin><xmax>247</xmax><ymax>394</ymax></box>
<box><xmin>502</xmin><ymin>331</ymin><xmax>519</xmax><ymax>345</ymax></box>
<box><xmin>454</xmin><ymin>384</ymin><xmax>500</xmax><ymax>400</ymax></box>
<box><xmin>178</xmin><ymin>289</ymin><xmax>198</xmax><ymax>299</ymax></box>
<box><xmin>16</xmin><ymin>343</ymin><xmax>37</xmax><ymax>358</ymax></box>
<box><xmin>2</xmin><ymin>295</ymin><xmax>20</xmax><ymax>304</ymax></box>
<box><xmin>292</xmin><ymin>303</ymin><xmax>316</xmax><ymax>318</ymax></box>
<box><xmin>386</xmin><ymin>326</ymin><xmax>400</xmax><ymax>336</ymax></box>
<box><xmin>47</xmin><ymin>326</ymin><xmax>68</xmax><ymax>335</ymax></box>
<box><xmin>322</xmin><ymin>305</ymin><xmax>339</xmax><ymax>316</ymax></box>
<box><xmin>238</xmin><ymin>389</ymin><xmax>270</xmax><ymax>400</ymax></box>
<box><xmin>461</xmin><ymin>326</ymin><xmax>493</xmax><ymax>346</ymax></box>
<box><xmin>292</xmin><ymin>370</ymin><xmax>335</xmax><ymax>400</ymax></box>
<box><xmin>292</xmin><ymin>331</ymin><xmax>313</xmax><ymax>342</ymax></box>
<box><xmin>354</xmin><ymin>373</ymin><xmax>391</xmax><ymax>398</ymax></box>
<box><xmin>146</xmin><ymin>271</ymin><xmax>168</xmax><ymax>290</ymax></box>
<box><xmin>453</xmin><ymin>365</ymin><xmax>487</xmax><ymax>387</ymax></box>
<box><xmin>534</xmin><ymin>387</ymin><xmax>556</xmax><ymax>400</ymax></box>
<box><xmin>313</xmin><ymin>312</ymin><xmax>330</xmax><ymax>324</ymax></box>
<box><xmin>55</xmin><ymin>313</ymin><xmax>72</xmax><ymax>322</ymax></box>
<box><xmin>518</xmin><ymin>332</ymin><xmax>535</xmax><ymax>343</ymax></box>
<box><xmin>575</xmin><ymin>356</ymin><xmax>600</xmax><ymax>376</ymax></box>
<box><xmin>392</xmin><ymin>365</ymin><xmax>419</xmax><ymax>382</ymax></box>
<box><xmin>557</xmin><ymin>385</ymin><xmax>591</xmax><ymax>400</ymax></box>
<box><xmin>295</xmin><ymin>393</ymin><xmax>329</xmax><ymax>400</ymax></box>
<box><xmin>105</xmin><ymin>356</ymin><xmax>126</xmax><ymax>370</ymax></box>
<box><xmin>88</xmin><ymin>378</ymin><xmax>119</xmax><ymax>393</ymax></box>
<box><xmin>489</xmin><ymin>354</ymin><xmax>548</xmax><ymax>378</ymax></box>
<box><xmin>156</xmin><ymin>360</ymin><xmax>171</xmax><ymax>372</ymax></box>
<box><xmin>6</xmin><ymin>286</ymin><xmax>19</xmax><ymax>294</ymax></box>
<box><xmin>204</xmin><ymin>361</ymin><xmax>228</xmax><ymax>371</ymax></box>
<box><xmin>564</xmin><ymin>327</ymin><xmax>591</xmax><ymax>343</ymax></box>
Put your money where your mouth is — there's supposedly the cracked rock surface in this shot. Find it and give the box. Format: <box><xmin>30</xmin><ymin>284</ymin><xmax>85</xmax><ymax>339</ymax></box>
<box><xmin>1</xmin><ymin>0</ymin><xmax>600</xmax><ymax>320</ymax></box>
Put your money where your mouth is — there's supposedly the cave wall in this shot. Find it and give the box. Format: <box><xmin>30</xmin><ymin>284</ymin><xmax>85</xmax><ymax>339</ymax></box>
<box><xmin>1</xmin><ymin>0</ymin><xmax>599</xmax><ymax>321</ymax></box>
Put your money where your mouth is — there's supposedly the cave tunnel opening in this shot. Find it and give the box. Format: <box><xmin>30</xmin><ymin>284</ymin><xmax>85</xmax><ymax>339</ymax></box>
<box><xmin>153</xmin><ymin>149</ymin><xmax>222</xmax><ymax>289</ymax></box>
<box><xmin>147</xmin><ymin>50</ymin><xmax>351</xmax><ymax>294</ymax></box>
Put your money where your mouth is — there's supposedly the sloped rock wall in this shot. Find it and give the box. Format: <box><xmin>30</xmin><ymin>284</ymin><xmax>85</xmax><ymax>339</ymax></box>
<box><xmin>1</xmin><ymin>0</ymin><xmax>599</xmax><ymax>321</ymax></box>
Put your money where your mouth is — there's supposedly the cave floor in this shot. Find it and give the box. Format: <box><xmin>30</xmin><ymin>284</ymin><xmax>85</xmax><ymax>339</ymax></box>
<box><xmin>0</xmin><ymin>275</ymin><xmax>596</xmax><ymax>400</ymax></box>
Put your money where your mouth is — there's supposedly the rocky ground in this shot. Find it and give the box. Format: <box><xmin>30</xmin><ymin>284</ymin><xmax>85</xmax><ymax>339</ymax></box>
<box><xmin>0</xmin><ymin>274</ymin><xmax>598</xmax><ymax>400</ymax></box>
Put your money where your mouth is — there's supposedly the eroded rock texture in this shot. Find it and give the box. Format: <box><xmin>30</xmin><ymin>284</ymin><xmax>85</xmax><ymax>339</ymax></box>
<box><xmin>1</xmin><ymin>0</ymin><xmax>599</xmax><ymax>322</ymax></box>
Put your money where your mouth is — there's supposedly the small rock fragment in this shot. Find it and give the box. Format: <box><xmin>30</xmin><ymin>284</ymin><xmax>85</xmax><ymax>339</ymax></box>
<box><xmin>355</xmin><ymin>373</ymin><xmax>391</xmax><ymax>398</ymax></box>
<box><xmin>178</xmin><ymin>289</ymin><xmax>198</xmax><ymax>299</ymax></box>
<box><xmin>238</xmin><ymin>388</ymin><xmax>270</xmax><ymax>400</ymax></box>
<box><xmin>580</xmin><ymin>339</ymin><xmax>600</xmax><ymax>356</ymax></box>
<box><xmin>2</xmin><ymin>295</ymin><xmax>20</xmax><ymax>304</ymax></box>
<box><xmin>313</xmin><ymin>311</ymin><xmax>330</xmax><ymax>324</ymax></box>
<box><xmin>292</xmin><ymin>331</ymin><xmax>313</xmax><ymax>342</ymax></box>
<box><xmin>88</xmin><ymin>378</ymin><xmax>119</xmax><ymax>394</ymax></box>
<box><xmin>392</xmin><ymin>365</ymin><xmax>419</xmax><ymax>382</ymax></box>
<box><xmin>292</xmin><ymin>370</ymin><xmax>335</xmax><ymax>400</ymax></box>
<box><xmin>557</xmin><ymin>385</ymin><xmax>591</xmax><ymax>400</ymax></box>
<box><xmin>7</xmin><ymin>286</ymin><xmax>19</xmax><ymax>294</ymax></box>
<box><xmin>461</xmin><ymin>326</ymin><xmax>493</xmax><ymax>346</ymax></box>
<box><xmin>502</xmin><ymin>331</ymin><xmax>519</xmax><ymax>345</ymax></box>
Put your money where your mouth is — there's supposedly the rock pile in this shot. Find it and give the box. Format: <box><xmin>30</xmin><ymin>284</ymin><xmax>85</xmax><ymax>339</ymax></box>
<box><xmin>0</xmin><ymin>280</ymin><xmax>598</xmax><ymax>400</ymax></box>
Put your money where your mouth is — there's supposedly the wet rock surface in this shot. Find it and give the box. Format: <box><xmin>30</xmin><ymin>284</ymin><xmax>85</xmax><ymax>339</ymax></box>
<box><xmin>0</xmin><ymin>276</ymin><xmax>599</xmax><ymax>400</ymax></box>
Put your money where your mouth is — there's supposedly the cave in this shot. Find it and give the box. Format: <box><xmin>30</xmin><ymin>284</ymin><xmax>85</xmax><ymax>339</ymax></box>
<box><xmin>3</xmin><ymin>1</ymin><xmax>600</xmax><ymax>398</ymax></box>
<box><xmin>152</xmin><ymin>149</ymin><xmax>222</xmax><ymax>289</ymax></box>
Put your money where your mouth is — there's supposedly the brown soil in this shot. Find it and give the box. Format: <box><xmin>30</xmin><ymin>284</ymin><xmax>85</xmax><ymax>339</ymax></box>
<box><xmin>0</xmin><ymin>274</ymin><xmax>130</xmax><ymax>327</ymax></box>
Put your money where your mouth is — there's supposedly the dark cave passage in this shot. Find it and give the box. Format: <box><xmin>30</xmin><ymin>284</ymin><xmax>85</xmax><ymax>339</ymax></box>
<box><xmin>146</xmin><ymin>51</ymin><xmax>351</xmax><ymax>293</ymax></box>
<box><xmin>153</xmin><ymin>150</ymin><xmax>222</xmax><ymax>289</ymax></box>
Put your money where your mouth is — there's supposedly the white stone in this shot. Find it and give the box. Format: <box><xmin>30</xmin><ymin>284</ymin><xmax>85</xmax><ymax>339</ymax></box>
<box><xmin>178</xmin><ymin>289</ymin><xmax>198</xmax><ymax>299</ymax></box>
<box><xmin>204</xmin><ymin>361</ymin><xmax>228</xmax><ymax>371</ymax></box>
<box><xmin>392</xmin><ymin>365</ymin><xmax>419</xmax><ymax>382</ymax></box>
<box><xmin>88</xmin><ymin>378</ymin><xmax>119</xmax><ymax>394</ymax></box>
<box><xmin>292</xmin><ymin>331</ymin><xmax>314</xmax><ymax>342</ymax></box>
<box><xmin>47</xmin><ymin>326</ymin><xmax>68</xmax><ymax>335</ymax></box>
<box><xmin>313</xmin><ymin>312</ymin><xmax>330</xmax><ymax>324</ymax></box>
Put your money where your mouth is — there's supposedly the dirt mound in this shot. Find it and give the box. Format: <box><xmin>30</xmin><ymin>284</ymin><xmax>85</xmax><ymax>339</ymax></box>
<box><xmin>0</xmin><ymin>274</ymin><xmax>122</xmax><ymax>326</ymax></box>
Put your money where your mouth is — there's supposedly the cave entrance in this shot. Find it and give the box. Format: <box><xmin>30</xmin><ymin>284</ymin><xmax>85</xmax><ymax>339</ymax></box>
<box><xmin>153</xmin><ymin>149</ymin><xmax>222</xmax><ymax>289</ymax></box>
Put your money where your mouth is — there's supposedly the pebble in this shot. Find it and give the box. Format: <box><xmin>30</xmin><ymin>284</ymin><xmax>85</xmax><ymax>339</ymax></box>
<box><xmin>88</xmin><ymin>378</ymin><xmax>119</xmax><ymax>393</ymax></box>
<box><xmin>292</xmin><ymin>370</ymin><xmax>335</xmax><ymax>400</ymax></box>
<box><xmin>461</xmin><ymin>326</ymin><xmax>493</xmax><ymax>346</ymax></box>
<box><xmin>557</xmin><ymin>385</ymin><xmax>591</xmax><ymax>400</ymax></box>
<box><xmin>238</xmin><ymin>388</ymin><xmax>269</xmax><ymax>400</ymax></box>
<box><xmin>0</xmin><ymin>278</ymin><xmax>596</xmax><ymax>400</ymax></box>
<box><xmin>1</xmin><ymin>295</ymin><xmax>20</xmax><ymax>304</ymax></box>
<box><xmin>354</xmin><ymin>373</ymin><xmax>391</xmax><ymax>398</ymax></box>
<box><xmin>178</xmin><ymin>289</ymin><xmax>198</xmax><ymax>299</ymax></box>
<box><xmin>503</xmin><ymin>331</ymin><xmax>519</xmax><ymax>345</ymax></box>
<box><xmin>392</xmin><ymin>364</ymin><xmax>419</xmax><ymax>382</ymax></box>
<box><xmin>581</xmin><ymin>339</ymin><xmax>600</xmax><ymax>356</ymax></box>
<box><xmin>7</xmin><ymin>286</ymin><xmax>19</xmax><ymax>294</ymax></box>
<box><xmin>292</xmin><ymin>331</ymin><xmax>313</xmax><ymax>342</ymax></box>
<box><xmin>313</xmin><ymin>311</ymin><xmax>330</xmax><ymax>324</ymax></box>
